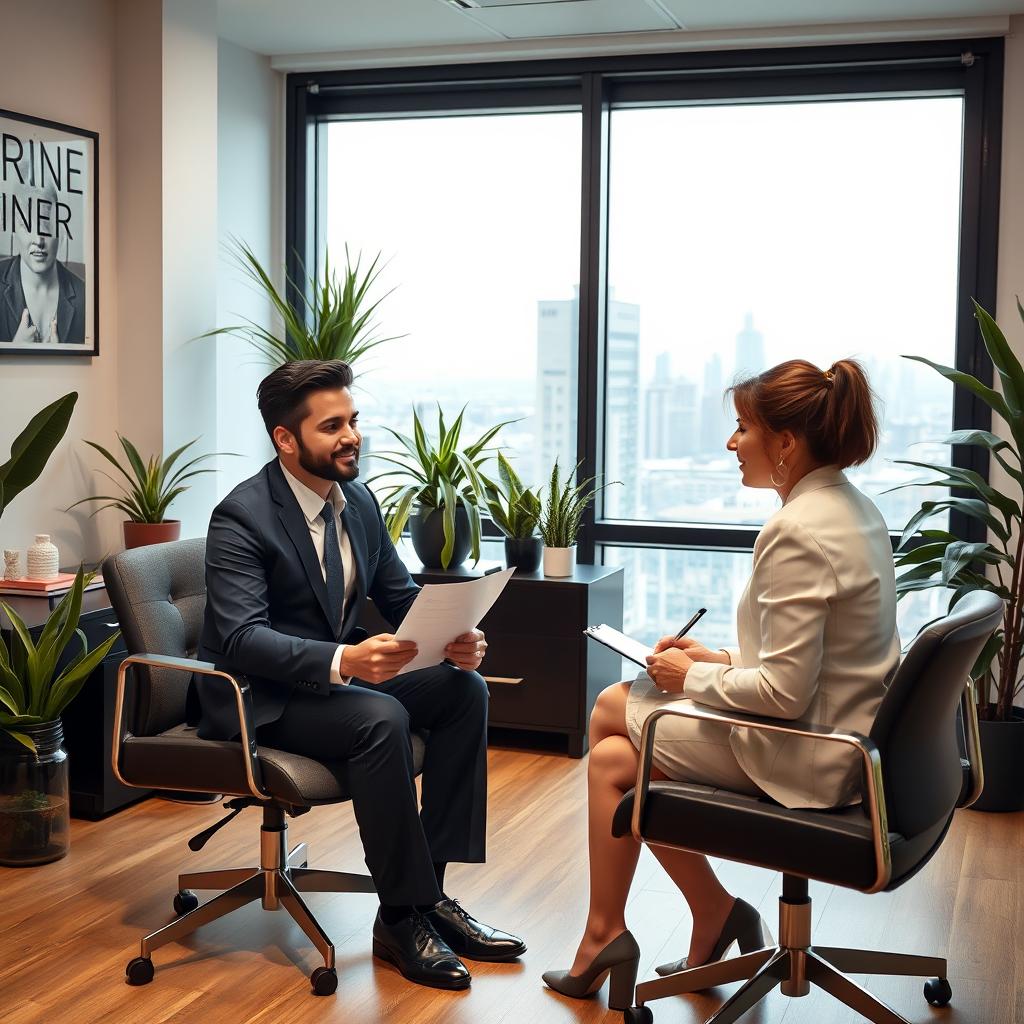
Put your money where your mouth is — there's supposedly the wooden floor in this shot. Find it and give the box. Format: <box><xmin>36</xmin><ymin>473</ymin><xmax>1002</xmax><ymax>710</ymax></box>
<box><xmin>1</xmin><ymin>742</ymin><xmax>1021</xmax><ymax>1024</ymax></box>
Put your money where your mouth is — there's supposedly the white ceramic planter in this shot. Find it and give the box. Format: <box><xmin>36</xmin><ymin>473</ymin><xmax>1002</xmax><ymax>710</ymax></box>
<box><xmin>543</xmin><ymin>545</ymin><xmax>576</xmax><ymax>578</ymax></box>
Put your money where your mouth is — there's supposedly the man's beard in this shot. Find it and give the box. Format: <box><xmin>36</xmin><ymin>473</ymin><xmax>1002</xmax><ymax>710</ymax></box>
<box><xmin>296</xmin><ymin>437</ymin><xmax>360</xmax><ymax>483</ymax></box>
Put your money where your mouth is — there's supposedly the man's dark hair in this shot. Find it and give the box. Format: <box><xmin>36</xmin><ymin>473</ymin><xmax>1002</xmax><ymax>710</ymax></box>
<box><xmin>257</xmin><ymin>360</ymin><xmax>354</xmax><ymax>448</ymax></box>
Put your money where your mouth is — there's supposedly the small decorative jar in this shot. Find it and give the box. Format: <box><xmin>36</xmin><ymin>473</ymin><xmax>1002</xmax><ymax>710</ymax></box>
<box><xmin>3</xmin><ymin>549</ymin><xmax>21</xmax><ymax>581</ymax></box>
<box><xmin>26</xmin><ymin>535</ymin><xmax>59</xmax><ymax>580</ymax></box>
<box><xmin>0</xmin><ymin>721</ymin><xmax>70</xmax><ymax>866</ymax></box>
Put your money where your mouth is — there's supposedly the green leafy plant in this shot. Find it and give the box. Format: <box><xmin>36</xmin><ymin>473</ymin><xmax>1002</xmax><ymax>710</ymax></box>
<box><xmin>890</xmin><ymin>297</ymin><xmax>1024</xmax><ymax>721</ymax></box>
<box><xmin>0</xmin><ymin>393</ymin><xmax>78</xmax><ymax>521</ymax></box>
<box><xmin>368</xmin><ymin>405</ymin><xmax>512</xmax><ymax>569</ymax></box>
<box><xmin>68</xmin><ymin>435</ymin><xmax>226</xmax><ymax>524</ymax></box>
<box><xmin>202</xmin><ymin>238</ymin><xmax>404</xmax><ymax>366</ymax></box>
<box><xmin>484</xmin><ymin>453</ymin><xmax>542</xmax><ymax>540</ymax></box>
<box><xmin>0</xmin><ymin>569</ymin><xmax>121</xmax><ymax>751</ymax></box>
<box><xmin>538</xmin><ymin>460</ymin><xmax>619</xmax><ymax>549</ymax></box>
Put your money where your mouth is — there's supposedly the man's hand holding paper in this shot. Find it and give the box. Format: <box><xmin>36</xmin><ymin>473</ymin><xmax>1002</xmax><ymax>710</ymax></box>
<box><xmin>394</xmin><ymin>568</ymin><xmax>513</xmax><ymax>675</ymax></box>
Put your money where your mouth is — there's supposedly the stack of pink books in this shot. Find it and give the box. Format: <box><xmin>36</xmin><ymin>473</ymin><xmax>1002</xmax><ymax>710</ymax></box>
<box><xmin>0</xmin><ymin>573</ymin><xmax>104</xmax><ymax>598</ymax></box>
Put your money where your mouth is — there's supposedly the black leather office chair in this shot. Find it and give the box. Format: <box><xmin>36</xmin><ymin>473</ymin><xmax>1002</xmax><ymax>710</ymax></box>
<box><xmin>102</xmin><ymin>537</ymin><xmax>427</xmax><ymax>996</ymax></box>
<box><xmin>613</xmin><ymin>589</ymin><xmax>1002</xmax><ymax>1024</ymax></box>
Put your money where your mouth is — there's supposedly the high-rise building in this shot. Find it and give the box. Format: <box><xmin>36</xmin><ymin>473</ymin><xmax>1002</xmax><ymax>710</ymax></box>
<box><xmin>734</xmin><ymin>312</ymin><xmax>765</xmax><ymax>381</ymax></box>
<box><xmin>535</xmin><ymin>290</ymin><xmax>640</xmax><ymax>519</ymax></box>
<box><xmin>700</xmin><ymin>353</ymin><xmax>732</xmax><ymax>453</ymax></box>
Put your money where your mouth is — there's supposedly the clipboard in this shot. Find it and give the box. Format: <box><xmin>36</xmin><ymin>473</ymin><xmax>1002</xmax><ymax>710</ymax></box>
<box><xmin>584</xmin><ymin>623</ymin><xmax>653</xmax><ymax>667</ymax></box>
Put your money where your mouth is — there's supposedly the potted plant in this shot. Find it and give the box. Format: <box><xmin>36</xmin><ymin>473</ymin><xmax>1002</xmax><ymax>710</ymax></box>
<box><xmin>202</xmin><ymin>238</ymin><xmax>404</xmax><ymax>366</ymax></box>
<box><xmin>538</xmin><ymin>460</ymin><xmax>618</xmax><ymax>578</ymax></box>
<box><xmin>890</xmin><ymin>297</ymin><xmax>1024</xmax><ymax>811</ymax></box>
<box><xmin>484</xmin><ymin>453</ymin><xmax>543</xmax><ymax>573</ymax></box>
<box><xmin>369</xmin><ymin>405</ymin><xmax>511</xmax><ymax>570</ymax></box>
<box><xmin>68</xmin><ymin>435</ymin><xmax>226</xmax><ymax>549</ymax></box>
<box><xmin>0</xmin><ymin>391</ymin><xmax>121</xmax><ymax>866</ymax></box>
<box><xmin>0</xmin><ymin>569</ymin><xmax>120</xmax><ymax>864</ymax></box>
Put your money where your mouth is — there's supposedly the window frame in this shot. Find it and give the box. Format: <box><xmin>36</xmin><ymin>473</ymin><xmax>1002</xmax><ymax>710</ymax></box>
<box><xmin>285</xmin><ymin>37</ymin><xmax>1004</xmax><ymax>558</ymax></box>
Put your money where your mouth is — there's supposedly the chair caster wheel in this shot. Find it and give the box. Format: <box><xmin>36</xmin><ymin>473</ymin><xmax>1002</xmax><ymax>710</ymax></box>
<box><xmin>311</xmin><ymin>966</ymin><xmax>337</xmax><ymax>996</ymax></box>
<box><xmin>125</xmin><ymin>957</ymin><xmax>154</xmax><ymax>985</ymax></box>
<box><xmin>924</xmin><ymin>977</ymin><xmax>952</xmax><ymax>1007</ymax></box>
<box><xmin>623</xmin><ymin>1007</ymin><xmax>653</xmax><ymax>1024</ymax></box>
<box><xmin>173</xmin><ymin>890</ymin><xmax>199</xmax><ymax>915</ymax></box>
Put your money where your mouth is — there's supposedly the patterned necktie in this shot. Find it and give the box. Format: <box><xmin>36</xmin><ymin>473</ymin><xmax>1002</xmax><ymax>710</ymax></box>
<box><xmin>320</xmin><ymin>500</ymin><xmax>345</xmax><ymax>635</ymax></box>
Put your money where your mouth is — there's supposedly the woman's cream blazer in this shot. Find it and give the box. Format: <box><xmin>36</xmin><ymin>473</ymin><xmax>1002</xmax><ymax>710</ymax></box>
<box><xmin>684</xmin><ymin>465</ymin><xmax>901</xmax><ymax>809</ymax></box>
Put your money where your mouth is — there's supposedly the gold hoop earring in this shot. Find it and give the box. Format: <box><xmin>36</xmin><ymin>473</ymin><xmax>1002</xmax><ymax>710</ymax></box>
<box><xmin>771</xmin><ymin>459</ymin><xmax>788</xmax><ymax>488</ymax></box>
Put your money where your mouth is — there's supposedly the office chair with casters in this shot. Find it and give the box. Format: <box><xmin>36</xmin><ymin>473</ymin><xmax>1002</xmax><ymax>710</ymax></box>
<box><xmin>613</xmin><ymin>588</ymin><xmax>1002</xmax><ymax>1024</ymax></box>
<box><xmin>102</xmin><ymin>538</ymin><xmax>427</xmax><ymax>997</ymax></box>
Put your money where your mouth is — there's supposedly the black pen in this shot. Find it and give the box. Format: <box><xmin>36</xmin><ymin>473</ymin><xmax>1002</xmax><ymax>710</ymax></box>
<box><xmin>674</xmin><ymin>607</ymin><xmax>707</xmax><ymax>640</ymax></box>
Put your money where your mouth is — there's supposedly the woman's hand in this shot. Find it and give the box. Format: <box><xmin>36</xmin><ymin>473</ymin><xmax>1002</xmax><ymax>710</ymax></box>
<box><xmin>645</xmin><ymin>648</ymin><xmax>693</xmax><ymax>693</ymax></box>
<box><xmin>653</xmin><ymin>635</ymin><xmax>730</xmax><ymax>665</ymax></box>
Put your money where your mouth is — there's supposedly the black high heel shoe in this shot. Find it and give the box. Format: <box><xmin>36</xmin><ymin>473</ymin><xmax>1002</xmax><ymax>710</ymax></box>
<box><xmin>655</xmin><ymin>897</ymin><xmax>770</xmax><ymax>977</ymax></box>
<box><xmin>542</xmin><ymin>930</ymin><xmax>641</xmax><ymax>1011</ymax></box>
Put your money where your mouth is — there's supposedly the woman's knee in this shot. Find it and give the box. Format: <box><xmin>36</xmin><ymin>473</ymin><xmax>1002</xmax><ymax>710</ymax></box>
<box><xmin>588</xmin><ymin>734</ymin><xmax>640</xmax><ymax>790</ymax></box>
<box><xmin>589</xmin><ymin>682</ymin><xmax>631</xmax><ymax>744</ymax></box>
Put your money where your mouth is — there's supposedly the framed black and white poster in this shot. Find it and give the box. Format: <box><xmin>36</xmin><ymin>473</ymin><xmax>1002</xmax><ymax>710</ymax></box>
<box><xmin>0</xmin><ymin>109</ymin><xmax>98</xmax><ymax>356</ymax></box>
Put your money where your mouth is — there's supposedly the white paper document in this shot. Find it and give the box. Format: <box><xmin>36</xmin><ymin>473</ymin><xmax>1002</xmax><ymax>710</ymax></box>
<box><xmin>395</xmin><ymin>568</ymin><xmax>515</xmax><ymax>674</ymax></box>
<box><xmin>584</xmin><ymin>623</ymin><xmax>653</xmax><ymax>667</ymax></box>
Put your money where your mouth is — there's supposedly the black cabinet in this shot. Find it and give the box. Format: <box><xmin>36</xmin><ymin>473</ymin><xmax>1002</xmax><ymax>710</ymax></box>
<box><xmin>360</xmin><ymin>562</ymin><xmax>625</xmax><ymax>757</ymax></box>
<box><xmin>0</xmin><ymin>593</ymin><xmax>147</xmax><ymax>819</ymax></box>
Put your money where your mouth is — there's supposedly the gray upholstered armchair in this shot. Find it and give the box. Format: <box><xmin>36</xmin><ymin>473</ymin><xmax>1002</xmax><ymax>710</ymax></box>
<box><xmin>102</xmin><ymin>537</ymin><xmax>426</xmax><ymax>997</ymax></box>
<box><xmin>614</xmin><ymin>589</ymin><xmax>1001</xmax><ymax>1024</ymax></box>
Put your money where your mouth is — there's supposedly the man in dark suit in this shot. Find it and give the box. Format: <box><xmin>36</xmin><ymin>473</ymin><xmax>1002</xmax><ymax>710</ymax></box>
<box><xmin>198</xmin><ymin>359</ymin><xmax>524</xmax><ymax>990</ymax></box>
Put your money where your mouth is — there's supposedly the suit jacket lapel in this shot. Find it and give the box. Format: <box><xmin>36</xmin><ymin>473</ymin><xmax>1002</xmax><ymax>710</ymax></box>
<box><xmin>55</xmin><ymin>263</ymin><xmax>78</xmax><ymax>344</ymax></box>
<box><xmin>340</xmin><ymin>484</ymin><xmax>368</xmax><ymax>638</ymax></box>
<box><xmin>267</xmin><ymin>461</ymin><xmax>335</xmax><ymax>633</ymax></box>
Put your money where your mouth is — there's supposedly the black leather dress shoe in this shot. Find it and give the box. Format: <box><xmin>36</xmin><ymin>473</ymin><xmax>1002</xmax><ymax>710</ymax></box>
<box><xmin>372</xmin><ymin>909</ymin><xmax>471</xmax><ymax>990</ymax></box>
<box><xmin>427</xmin><ymin>898</ymin><xmax>527</xmax><ymax>962</ymax></box>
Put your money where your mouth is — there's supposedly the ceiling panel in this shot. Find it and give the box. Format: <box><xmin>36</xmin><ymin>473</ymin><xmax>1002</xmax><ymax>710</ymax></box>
<box><xmin>217</xmin><ymin>0</ymin><xmax>500</xmax><ymax>56</ymax></box>
<box><xmin>460</xmin><ymin>0</ymin><xmax>679</xmax><ymax>39</ymax></box>
<box><xmin>660</xmin><ymin>0</ymin><xmax>1024</xmax><ymax>31</ymax></box>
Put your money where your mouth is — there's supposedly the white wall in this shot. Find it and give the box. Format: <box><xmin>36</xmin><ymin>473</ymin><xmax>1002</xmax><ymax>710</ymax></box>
<box><xmin>0</xmin><ymin>0</ymin><xmax>122</xmax><ymax>566</ymax></box>
<box><xmin>161</xmin><ymin>0</ymin><xmax>221</xmax><ymax>538</ymax></box>
<box><xmin>215</xmin><ymin>39</ymin><xmax>284</xmax><ymax>494</ymax></box>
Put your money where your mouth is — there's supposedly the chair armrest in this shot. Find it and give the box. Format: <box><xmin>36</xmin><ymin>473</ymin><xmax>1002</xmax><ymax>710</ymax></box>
<box><xmin>960</xmin><ymin>678</ymin><xmax>985</xmax><ymax>808</ymax></box>
<box><xmin>112</xmin><ymin>653</ymin><xmax>269</xmax><ymax>801</ymax></box>
<box><xmin>631</xmin><ymin>702</ymin><xmax>892</xmax><ymax>893</ymax></box>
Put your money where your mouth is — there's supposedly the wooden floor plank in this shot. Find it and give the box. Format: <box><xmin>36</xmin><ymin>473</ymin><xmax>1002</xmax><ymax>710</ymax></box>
<box><xmin>1</xmin><ymin>746</ymin><xmax>1020</xmax><ymax>1024</ymax></box>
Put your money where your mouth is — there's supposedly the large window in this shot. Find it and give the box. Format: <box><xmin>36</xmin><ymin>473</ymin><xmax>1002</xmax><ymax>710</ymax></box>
<box><xmin>289</xmin><ymin>40</ymin><xmax>1002</xmax><ymax>644</ymax></box>
<box><xmin>604</xmin><ymin>98</ymin><xmax>963</xmax><ymax>530</ymax></box>
<box><xmin>321</xmin><ymin>111</ymin><xmax>581</xmax><ymax>493</ymax></box>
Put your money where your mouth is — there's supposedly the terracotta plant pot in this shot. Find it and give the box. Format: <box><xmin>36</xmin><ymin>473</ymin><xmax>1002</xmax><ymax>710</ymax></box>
<box><xmin>122</xmin><ymin>520</ymin><xmax>182</xmax><ymax>550</ymax></box>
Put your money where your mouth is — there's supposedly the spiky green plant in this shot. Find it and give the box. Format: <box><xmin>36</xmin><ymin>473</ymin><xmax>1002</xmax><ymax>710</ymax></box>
<box><xmin>202</xmin><ymin>238</ymin><xmax>404</xmax><ymax>366</ymax></box>
<box><xmin>0</xmin><ymin>393</ymin><xmax>78</xmax><ymax>521</ymax></box>
<box><xmin>484</xmin><ymin>453</ymin><xmax>542</xmax><ymax>540</ymax></box>
<box><xmin>0</xmin><ymin>569</ymin><xmax>121</xmax><ymax>751</ymax></box>
<box><xmin>889</xmin><ymin>297</ymin><xmax>1024</xmax><ymax>721</ymax></box>
<box><xmin>367</xmin><ymin>405</ymin><xmax>512</xmax><ymax>569</ymax></box>
<box><xmin>67</xmin><ymin>436</ymin><xmax>226</xmax><ymax>524</ymax></box>
<box><xmin>538</xmin><ymin>460</ymin><xmax>619</xmax><ymax>548</ymax></box>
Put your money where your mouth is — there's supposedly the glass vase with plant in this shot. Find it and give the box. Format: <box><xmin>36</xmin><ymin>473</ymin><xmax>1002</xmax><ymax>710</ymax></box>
<box><xmin>368</xmin><ymin>405</ymin><xmax>511</xmax><ymax>570</ymax></box>
<box><xmin>889</xmin><ymin>298</ymin><xmax>1024</xmax><ymax>810</ymax></box>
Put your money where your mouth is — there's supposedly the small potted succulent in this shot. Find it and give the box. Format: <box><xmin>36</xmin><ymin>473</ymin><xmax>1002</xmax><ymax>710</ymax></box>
<box><xmin>484</xmin><ymin>453</ymin><xmax>543</xmax><ymax>574</ymax></box>
<box><xmin>538</xmin><ymin>460</ymin><xmax>618</xmax><ymax>578</ymax></box>
<box><xmin>69</xmin><ymin>435</ymin><xmax>227</xmax><ymax>549</ymax></box>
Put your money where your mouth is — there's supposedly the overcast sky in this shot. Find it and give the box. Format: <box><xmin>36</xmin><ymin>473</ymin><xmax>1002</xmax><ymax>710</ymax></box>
<box><xmin>325</xmin><ymin>95</ymin><xmax>964</xmax><ymax>390</ymax></box>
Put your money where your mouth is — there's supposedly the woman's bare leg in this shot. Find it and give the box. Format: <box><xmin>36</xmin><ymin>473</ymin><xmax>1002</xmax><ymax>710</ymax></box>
<box><xmin>568</xmin><ymin>682</ymin><xmax>737</xmax><ymax>972</ymax></box>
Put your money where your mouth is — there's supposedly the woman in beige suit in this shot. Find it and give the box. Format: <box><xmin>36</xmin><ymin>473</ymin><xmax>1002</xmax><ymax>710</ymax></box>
<box><xmin>543</xmin><ymin>358</ymin><xmax>900</xmax><ymax>1007</ymax></box>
